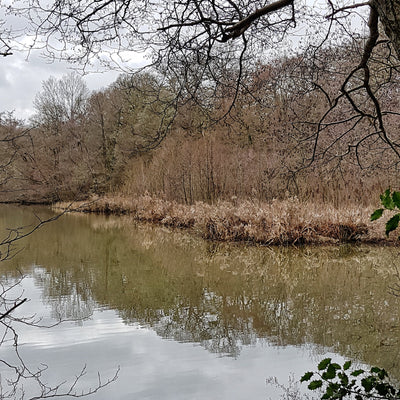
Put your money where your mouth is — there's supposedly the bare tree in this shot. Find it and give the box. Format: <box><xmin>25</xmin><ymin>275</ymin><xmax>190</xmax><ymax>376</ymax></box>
<box><xmin>23</xmin><ymin>73</ymin><xmax>97</xmax><ymax>201</ymax></box>
<box><xmin>33</xmin><ymin>73</ymin><xmax>89</xmax><ymax>126</ymax></box>
<box><xmin>1</xmin><ymin>0</ymin><xmax>399</xmax><ymax>168</ymax></box>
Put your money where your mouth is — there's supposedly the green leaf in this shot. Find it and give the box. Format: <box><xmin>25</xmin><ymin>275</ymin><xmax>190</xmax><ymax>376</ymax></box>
<box><xmin>301</xmin><ymin>372</ymin><xmax>314</xmax><ymax>382</ymax></box>
<box><xmin>370</xmin><ymin>366</ymin><xmax>381</xmax><ymax>374</ymax></box>
<box><xmin>370</xmin><ymin>208</ymin><xmax>384</xmax><ymax>221</ymax></box>
<box><xmin>308</xmin><ymin>380</ymin><xmax>323</xmax><ymax>390</ymax></box>
<box><xmin>361</xmin><ymin>377</ymin><xmax>375</xmax><ymax>392</ymax></box>
<box><xmin>393</xmin><ymin>191</ymin><xmax>400</xmax><ymax>208</ymax></box>
<box><xmin>343</xmin><ymin>361</ymin><xmax>352</xmax><ymax>371</ymax></box>
<box><xmin>322</xmin><ymin>386</ymin><xmax>334</xmax><ymax>399</ymax></box>
<box><xmin>385</xmin><ymin>214</ymin><xmax>400</xmax><ymax>236</ymax></box>
<box><xmin>318</xmin><ymin>358</ymin><xmax>332</xmax><ymax>371</ymax></box>
<box><xmin>339</xmin><ymin>372</ymin><xmax>349</xmax><ymax>386</ymax></box>
<box><xmin>351</xmin><ymin>369</ymin><xmax>365</xmax><ymax>377</ymax></box>
<box><xmin>322</xmin><ymin>364</ymin><xmax>338</xmax><ymax>380</ymax></box>
<box><xmin>376</xmin><ymin>383</ymin><xmax>389</xmax><ymax>396</ymax></box>
<box><xmin>381</xmin><ymin>189</ymin><xmax>395</xmax><ymax>210</ymax></box>
<box><xmin>378</xmin><ymin>369</ymin><xmax>388</xmax><ymax>380</ymax></box>
<box><xmin>322</xmin><ymin>371</ymin><xmax>334</xmax><ymax>380</ymax></box>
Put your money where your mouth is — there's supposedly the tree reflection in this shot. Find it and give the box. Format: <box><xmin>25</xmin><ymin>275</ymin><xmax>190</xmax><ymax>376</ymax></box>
<box><xmin>3</xmin><ymin>206</ymin><xmax>400</xmax><ymax>378</ymax></box>
<box><xmin>34</xmin><ymin>267</ymin><xmax>96</xmax><ymax>322</ymax></box>
<box><xmin>0</xmin><ymin>206</ymin><xmax>118</xmax><ymax>398</ymax></box>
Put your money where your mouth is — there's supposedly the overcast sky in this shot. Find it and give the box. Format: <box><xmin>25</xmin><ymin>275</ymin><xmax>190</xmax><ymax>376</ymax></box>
<box><xmin>0</xmin><ymin>49</ymin><xmax>144</xmax><ymax>122</ymax></box>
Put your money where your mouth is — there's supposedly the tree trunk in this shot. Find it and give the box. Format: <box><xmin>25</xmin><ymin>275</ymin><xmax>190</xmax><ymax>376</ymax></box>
<box><xmin>374</xmin><ymin>0</ymin><xmax>400</xmax><ymax>59</ymax></box>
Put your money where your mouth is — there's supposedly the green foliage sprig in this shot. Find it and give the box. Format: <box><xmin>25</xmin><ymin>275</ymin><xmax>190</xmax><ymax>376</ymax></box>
<box><xmin>301</xmin><ymin>358</ymin><xmax>400</xmax><ymax>399</ymax></box>
<box><xmin>371</xmin><ymin>189</ymin><xmax>400</xmax><ymax>237</ymax></box>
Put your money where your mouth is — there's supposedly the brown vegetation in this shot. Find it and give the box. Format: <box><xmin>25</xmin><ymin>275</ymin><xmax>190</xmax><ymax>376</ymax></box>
<box><xmin>2</xmin><ymin>43</ymin><xmax>400</xmax><ymax>248</ymax></box>
<box><xmin>54</xmin><ymin>195</ymin><xmax>388</xmax><ymax>245</ymax></box>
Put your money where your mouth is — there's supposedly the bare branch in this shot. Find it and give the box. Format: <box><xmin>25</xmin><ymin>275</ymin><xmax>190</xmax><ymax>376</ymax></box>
<box><xmin>221</xmin><ymin>0</ymin><xmax>295</xmax><ymax>41</ymax></box>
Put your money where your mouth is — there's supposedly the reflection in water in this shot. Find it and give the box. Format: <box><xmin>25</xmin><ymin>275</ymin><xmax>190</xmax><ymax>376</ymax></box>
<box><xmin>1</xmin><ymin>205</ymin><xmax>400</xmax><ymax>378</ymax></box>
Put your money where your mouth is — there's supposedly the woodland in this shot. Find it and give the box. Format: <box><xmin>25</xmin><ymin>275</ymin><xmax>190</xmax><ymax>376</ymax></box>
<box><xmin>1</xmin><ymin>0</ymin><xmax>400</xmax><ymax>217</ymax></box>
<box><xmin>2</xmin><ymin>0</ymin><xmax>400</xmax><ymax>398</ymax></box>
<box><xmin>1</xmin><ymin>41</ymin><xmax>400</xmax><ymax>208</ymax></box>
<box><xmin>2</xmin><ymin>36</ymin><xmax>400</xmax><ymax>243</ymax></box>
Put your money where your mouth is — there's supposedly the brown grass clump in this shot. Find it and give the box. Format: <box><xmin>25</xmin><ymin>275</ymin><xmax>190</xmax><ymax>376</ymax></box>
<box><xmin>54</xmin><ymin>195</ymin><xmax>389</xmax><ymax>245</ymax></box>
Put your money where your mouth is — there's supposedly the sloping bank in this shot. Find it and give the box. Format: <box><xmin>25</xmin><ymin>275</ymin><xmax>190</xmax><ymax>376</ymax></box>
<box><xmin>54</xmin><ymin>195</ymin><xmax>389</xmax><ymax>245</ymax></box>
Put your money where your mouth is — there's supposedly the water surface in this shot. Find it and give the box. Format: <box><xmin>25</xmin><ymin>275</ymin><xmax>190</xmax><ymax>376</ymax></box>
<box><xmin>0</xmin><ymin>205</ymin><xmax>399</xmax><ymax>399</ymax></box>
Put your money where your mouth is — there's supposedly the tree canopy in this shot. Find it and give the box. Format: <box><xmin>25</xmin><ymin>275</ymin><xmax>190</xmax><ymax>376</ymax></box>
<box><xmin>1</xmin><ymin>0</ymin><xmax>400</xmax><ymax>164</ymax></box>
<box><xmin>1</xmin><ymin>0</ymin><xmax>400</xmax><ymax>171</ymax></box>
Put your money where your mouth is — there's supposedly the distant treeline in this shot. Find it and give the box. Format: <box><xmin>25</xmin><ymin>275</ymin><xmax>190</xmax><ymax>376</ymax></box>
<box><xmin>1</xmin><ymin>42</ymin><xmax>400</xmax><ymax>206</ymax></box>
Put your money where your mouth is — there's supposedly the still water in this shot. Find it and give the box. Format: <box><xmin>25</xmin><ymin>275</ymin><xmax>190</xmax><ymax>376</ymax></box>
<box><xmin>0</xmin><ymin>205</ymin><xmax>400</xmax><ymax>399</ymax></box>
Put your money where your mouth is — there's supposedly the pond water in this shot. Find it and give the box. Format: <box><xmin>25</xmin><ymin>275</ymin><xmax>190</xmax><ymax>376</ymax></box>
<box><xmin>0</xmin><ymin>205</ymin><xmax>400</xmax><ymax>399</ymax></box>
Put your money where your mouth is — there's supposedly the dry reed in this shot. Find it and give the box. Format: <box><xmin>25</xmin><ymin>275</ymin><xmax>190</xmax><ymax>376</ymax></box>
<box><xmin>54</xmin><ymin>195</ymin><xmax>390</xmax><ymax>245</ymax></box>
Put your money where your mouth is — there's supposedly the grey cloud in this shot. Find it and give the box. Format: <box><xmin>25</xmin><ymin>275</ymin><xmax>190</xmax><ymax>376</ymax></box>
<box><xmin>0</xmin><ymin>49</ymin><xmax>120</xmax><ymax>121</ymax></box>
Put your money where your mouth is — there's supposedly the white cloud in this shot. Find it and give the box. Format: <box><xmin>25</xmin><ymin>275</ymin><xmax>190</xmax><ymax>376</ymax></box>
<box><xmin>0</xmin><ymin>47</ymin><xmax>145</xmax><ymax>121</ymax></box>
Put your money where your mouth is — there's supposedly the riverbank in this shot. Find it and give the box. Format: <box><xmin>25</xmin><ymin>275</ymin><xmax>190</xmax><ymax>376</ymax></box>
<box><xmin>53</xmin><ymin>195</ymin><xmax>394</xmax><ymax>245</ymax></box>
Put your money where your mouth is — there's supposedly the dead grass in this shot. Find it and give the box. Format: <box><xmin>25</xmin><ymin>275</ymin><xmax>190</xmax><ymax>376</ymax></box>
<box><xmin>54</xmin><ymin>195</ymin><xmax>390</xmax><ymax>245</ymax></box>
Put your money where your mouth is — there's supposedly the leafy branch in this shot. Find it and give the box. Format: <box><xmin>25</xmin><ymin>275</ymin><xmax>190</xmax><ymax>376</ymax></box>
<box><xmin>301</xmin><ymin>358</ymin><xmax>400</xmax><ymax>399</ymax></box>
<box><xmin>371</xmin><ymin>189</ymin><xmax>400</xmax><ymax>237</ymax></box>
